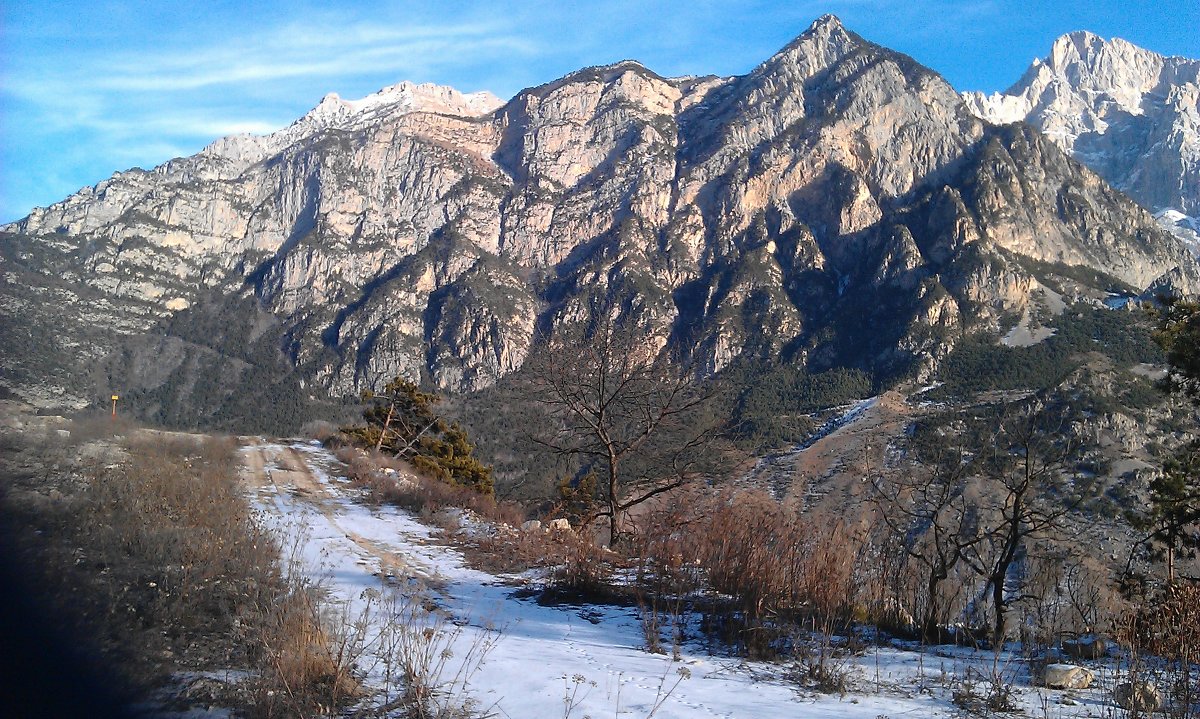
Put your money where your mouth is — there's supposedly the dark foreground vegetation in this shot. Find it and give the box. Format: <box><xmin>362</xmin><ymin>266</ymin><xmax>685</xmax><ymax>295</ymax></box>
<box><xmin>0</xmin><ymin>417</ymin><xmax>360</xmax><ymax>717</ymax></box>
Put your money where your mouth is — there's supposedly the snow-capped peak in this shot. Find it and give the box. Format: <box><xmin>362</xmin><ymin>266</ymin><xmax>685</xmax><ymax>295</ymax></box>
<box><xmin>962</xmin><ymin>32</ymin><xmax>1200</xmax><ymax>218</ymax></box>
<box><xmin>309</xmin><ymin>81</ymin><xmax>503</xmax><ymax>120</ymax></box>
<box><xmin>196</xmin><ymin>80</ymin><xmax>502</xmax><ymax>170</ymax></box>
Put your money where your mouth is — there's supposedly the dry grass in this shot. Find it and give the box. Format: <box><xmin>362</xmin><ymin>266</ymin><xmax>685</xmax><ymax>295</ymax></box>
<box><xmin>335</xmin><ymin>444</ymin><xmax>524</xmax><ymax>527</ymax></box>
<box><xmin>625</xmin><ymin>487</ymin><xmax>866</xmax><ymax>662</ymax></box>
<box><xmin>300</xmin><ymin>419</ymin><xmax>341</xmax><ymax>443</ymax></box>
<box><xmin>249</xmin><ymin>578</ymin><xmax>364</xmax><ymax>717</ymax></box>
<box><xmin>1118</xmin><ymin>583</ymin><xmax>1200</xmax><ymax>718</ymax></box>
<box><xmin>334</xmin><ymin>444</ymin><xmax>624</xmax><ymax>599</ymax></box>
<box><xmin>1</xmin><ymin>432</ymin><xmax>276</xmax><ymax>678</ymax></box>
<box><xmin>0</xmin><ymin>422</ymin><xmax>369</xmax><ymax>716</ymax></box>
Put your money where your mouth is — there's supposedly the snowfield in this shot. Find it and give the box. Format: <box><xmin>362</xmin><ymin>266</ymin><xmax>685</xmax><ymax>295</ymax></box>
<box><xmin>241</xmin><ymin>440</ymin><xmax>1133</xmax><ymax>718</ymax></box>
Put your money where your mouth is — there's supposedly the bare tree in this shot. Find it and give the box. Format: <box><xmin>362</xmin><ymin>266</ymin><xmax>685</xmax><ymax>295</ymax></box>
<box><xmin>872</xmin><ymin>401</ymin><xmax>1085</xmax><ymax>647</ymax></box>
<box><xmin>527</xmin><ymin>315</ymin><xmax>720</xmax><ymax>548</ymax></box>
<box><xmin>961</xmin><ymin>402</ymin><xmax>1083</xmax><ymax>647</ymax></box>
<box><xmin>869</xmin><ymin>438</ymin><xmax>981</xmax><ymax>642</ymax></box>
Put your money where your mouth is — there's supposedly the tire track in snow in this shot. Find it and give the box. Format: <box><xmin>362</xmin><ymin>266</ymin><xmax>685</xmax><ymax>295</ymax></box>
<box><xmin>241</xmin><ymin>440</ymin><xmax>443</xmax><ymax>588</ymax></box>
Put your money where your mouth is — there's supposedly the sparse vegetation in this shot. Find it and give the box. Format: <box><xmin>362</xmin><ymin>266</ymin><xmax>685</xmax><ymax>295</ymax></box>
<box><xmin>0</xmin><ymin>418</ymin><xmax>363</xmax><ymax>716</ymax></box>
<box><xmin>334</xmin><ymin>443</ymin><xmax>521</xmax><ymax>527</ymax></box>
<box><xmin>342</xmin><ymin>375</ymin><xmax>495</xmax><ymax>495</ymax></box>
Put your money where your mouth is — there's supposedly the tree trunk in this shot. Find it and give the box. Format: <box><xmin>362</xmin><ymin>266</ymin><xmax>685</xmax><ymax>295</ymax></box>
<box><xmin>991</xmin><ymin>575</ymin><xmax>1007</xmax><ymax>648</ymax></box>
<box><xmin>375</xmin><ymin>402</ymin><xmax>395</xmax><ymax>453</ymax></box>
<box><xmin>990</xmin><ymin>484</ymin><xmax>1027</xmax><ymax>648</ymax></box>
<box><xmin>924</xmin><ymin>568</ymin><xmax>945</xmax><ymax>643</ymax></box>
<box><xmin>608</xmin><ymin>454</ymin><xmax>621</xmax><ymax>549</ymax></box>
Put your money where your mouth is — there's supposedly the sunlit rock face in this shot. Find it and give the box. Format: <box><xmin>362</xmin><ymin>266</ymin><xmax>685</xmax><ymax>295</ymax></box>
<box><xmin>5</xmin><ymin>16</ymin><xmax>1197</xmax><ymax>403</ymax></box>
<box><xmin>964</xmin><ymin>31</ymin><xmax>1200</xmax><ymax>240</ymax></box>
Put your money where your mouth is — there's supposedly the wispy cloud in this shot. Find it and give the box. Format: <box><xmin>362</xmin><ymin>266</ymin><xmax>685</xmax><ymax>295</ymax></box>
<box><xmin>0</xmin><ymin>7</ymin><xmax>536</xmax><ymax>219</ymax></box>
<box><xmin>96</xmin><ymin>22</ymin><xmax>535</xmax><ymax>92</ymax></box>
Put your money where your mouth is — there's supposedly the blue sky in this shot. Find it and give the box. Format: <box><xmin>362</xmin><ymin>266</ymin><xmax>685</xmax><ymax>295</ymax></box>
<box><xmin>2</xmin><ymin>0</ymin><xmax>1198</xmax><ymax>223</ymax></box>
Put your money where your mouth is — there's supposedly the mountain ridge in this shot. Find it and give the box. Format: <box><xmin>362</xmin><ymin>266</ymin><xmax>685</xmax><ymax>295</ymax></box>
<box><xmin>963</xmin><ymin>29</ymin><xmax>1200</xmax><ymax>229</ymax></box>
<box><xmin>2</xmin><ymin>15</ymin><xmax>1196</xmax><ymax>421</ymax></box>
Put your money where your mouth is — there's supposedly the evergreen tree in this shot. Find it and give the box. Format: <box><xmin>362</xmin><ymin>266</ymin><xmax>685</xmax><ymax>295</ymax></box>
<box><xmin>355</xmin><ymin>377</ymin><xmax>493</xmax><ymax>495</ymax></box>
<box><xmin>1155</xmin><ymin>297</ymin><xmax>1200</xmax><ymax>401</ymax></box>
<box><xmin>1140</xmin><ymin>297</ymin><xmax>1200</xmax><ymax>583</ymax></box>
<box><xmin>1137</xmin><ymin>445</ymin><xmax>1200</xmax><ymax>582</ymax></box>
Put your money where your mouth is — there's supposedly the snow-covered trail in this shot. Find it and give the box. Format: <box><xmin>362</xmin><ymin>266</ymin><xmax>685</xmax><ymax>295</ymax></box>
<box><xmin>239</xmin><ymin>440</ymin><xmax>1114</xmax><ymax>718</ymax></box>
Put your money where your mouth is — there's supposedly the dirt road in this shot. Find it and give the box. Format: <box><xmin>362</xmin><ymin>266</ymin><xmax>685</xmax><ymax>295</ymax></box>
<box><xmin>239</xmin><ymin>440</ymin><xmax>437</xmax><ymax>586</ymax></box>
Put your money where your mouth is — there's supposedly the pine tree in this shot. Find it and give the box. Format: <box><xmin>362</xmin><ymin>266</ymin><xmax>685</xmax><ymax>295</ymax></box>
<box><xmin>1142</xmin><ymin>297</ymin><xmax>1200</xmax><ymax>583</ymax></box>
<box><xmin>357</xmin><ymin>377</ymin><xmax>494</xmax><ymax>495</ymax></box>
<box><xmin>1138</xmin><ymin>443</ymin><xmax>1200</xmax><ymax>583</ymax></box>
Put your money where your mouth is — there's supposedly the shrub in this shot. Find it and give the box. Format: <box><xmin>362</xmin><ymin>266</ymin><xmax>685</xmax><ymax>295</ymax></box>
<box><xmin>299</xmin><ymin>419</ymin><xmax>340</xmax><ymax>442</ymax></box>
<box><xmin>631</xmin><ymin>488</ymin><xmax>865</xmax><ymax>659</ymax></box>
<box><xmin>0</xmin><ymin>426</ymin><xmax>367</xmax><ymax>716</ymax></box>
<box><xmin>334</xmin><ymin>445</ymin><xmax>521</xmax><ymax>528</ymax></box>
<box><xmin>345</xmin><ymin>377</ymin><xmax>494</xmax><ymax>495</ymax></box>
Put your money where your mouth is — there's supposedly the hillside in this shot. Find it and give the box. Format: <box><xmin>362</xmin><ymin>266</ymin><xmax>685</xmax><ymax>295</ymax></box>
<box><xmin>2</xmin><ymin>16</ymin><xmax>1197</xmax><ymax>431</ymax></box>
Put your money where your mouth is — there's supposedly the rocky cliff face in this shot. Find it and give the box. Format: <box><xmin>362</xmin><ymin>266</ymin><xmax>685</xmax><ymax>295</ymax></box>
<box><xmin>963</xmin><ymin>32</ymin><xmax>1200</xmax><ymax>241</ymax></box>
<box><xmin>4</xmin><ymin>15</ymin><xmax>1197</xmax><ymax>414</ymax></box>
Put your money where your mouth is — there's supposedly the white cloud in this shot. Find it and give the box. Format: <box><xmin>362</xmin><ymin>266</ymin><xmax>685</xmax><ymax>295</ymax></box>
<box><xmin>93</xmin><ymin>19</ymin><xmax>533</xmax><ymax>92</ymax></box>
<box><xmin>0</xmin><ymin>10</ymin><xmax>538</xmax><ymax>210</ymax></box>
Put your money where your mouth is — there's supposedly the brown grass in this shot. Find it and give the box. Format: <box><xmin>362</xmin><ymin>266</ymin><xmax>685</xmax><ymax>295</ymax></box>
<box><xmin>331</xmin><ymin>443</ymin><xmax>628</xmax><ymax>600</ymax></box>
<box><xmin>1116</xmin><ymin>583</ymin><xmax>1200</xmax><ymax>718</ymax></box>
<box><xmin>334</xmin><ymin>444</ymin><xmax>524</xmax><ymax>527</ymax></box>
<box><xmin>0</xmin><ymin>424</ymin><xmax>367</xmax><ymax>716</ymax></box>
<box><xmin>629</xmin><ymin>488</ymin><xmax>866</xmax><ymax>659</ymax></box>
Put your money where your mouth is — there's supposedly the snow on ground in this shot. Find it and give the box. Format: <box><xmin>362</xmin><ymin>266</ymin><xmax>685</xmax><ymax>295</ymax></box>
<box><xmin>241</xmin><ymin>440</ymin><xmax>1128</xmax><ymax>718</ymax></box>
<box><xmin>1001</xmin><ymin>313</ymin><xmax>1056</xmax><ymax>347</ymax></box>
<box><xmin>742</xmin><ymin>397</ymin><xmax>880</xmax><ymax>492</ymax></box>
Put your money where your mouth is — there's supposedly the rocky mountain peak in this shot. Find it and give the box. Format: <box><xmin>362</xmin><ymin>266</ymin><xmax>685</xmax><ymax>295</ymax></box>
<box><xmin>1045</xmin><ymin>31</ymin><xmax>1170</xmax><ymax>106</ymax></box>
<box><xmin>198</xmin><ymin>81</ymin><xmax>503</xmax><ymax>171</ymax></box>
<box><xmin>504</xmin><ymin>58</ymin><xmax>670</xmax><ymax>109</ymax></box>
<box><xmin>1047</xmin><ymin>30</ymin><xmax>1106</xmax><ymax>67</ymax></box>
<box><xmin>320</xmin><ymin>80</ymin><xmax>503</xmax><ymax>119</ymax></box>
<box><xmin>4</xmin><ymin>15</ymin><xmax>1198</xmax><ymax>411</ymax></box>
<box><xmin>964</xmin><ymin>32</ymin><xmax>1200</xmax><ymax>219</ymax></box>
<box><xmin>752</xmin><ymin>13</ymin><xmax>858</xmax><ymax>80</ymax></box>
<box><xmin>810</xmin><ymin>13</ymin><xmax>844</xmax><ymax>30</ymax></box>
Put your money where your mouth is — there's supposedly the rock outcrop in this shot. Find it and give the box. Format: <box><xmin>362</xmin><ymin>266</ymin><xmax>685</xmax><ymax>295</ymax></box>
<box><xmin>3</xmin><ymin>15</ymin><xmax>1197</xmax><ymax>412</ymax></box>
<box><xmin>1041</xmin><ymin>664</ymin><xmax>1094</xmax><ymax>690</ymax></box>
<box><xmin>1112</xmin><ymin>681</ymin><xmax>1164</xmax><ymax>712</ymax></box>
<box><xmin>963</xmin><ymin>32</ymin><xmax>1200</xmax><ymax>238</ymax></box>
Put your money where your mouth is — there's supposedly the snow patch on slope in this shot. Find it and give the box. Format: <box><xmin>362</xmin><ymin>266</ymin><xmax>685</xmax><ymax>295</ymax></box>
<box><xmin>1156</xmin><ymin>209</ymin><xmax>1200</xmax><ymax>256</ymax></box>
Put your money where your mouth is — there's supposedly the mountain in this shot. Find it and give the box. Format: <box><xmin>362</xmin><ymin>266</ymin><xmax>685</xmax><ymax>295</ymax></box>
<box><xmin>2</xmin><ymin>15</ymin><xmax>1197</xmax><ymax>428</ymax></box>
<box><xmin>962</xmin><ymin>32</ymin><xmax>1200</xmax><ymax>249</ymax></box>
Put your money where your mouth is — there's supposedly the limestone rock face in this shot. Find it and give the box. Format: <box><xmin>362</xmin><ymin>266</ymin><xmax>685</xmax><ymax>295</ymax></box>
<box><xmin>963</xmin><ymin>32</ymin><xmax>1200</xmax><ymax>236</ymax></box>
<box><xmin>4</xmin><ymin>15</ymin><xmax>1198</xmax><ymax>407</ymax></box>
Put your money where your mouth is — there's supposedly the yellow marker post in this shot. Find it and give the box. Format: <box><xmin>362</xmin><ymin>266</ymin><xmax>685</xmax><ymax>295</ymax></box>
<box><xmin>111</xmin><ymin>394</ymin><xmax>119</xmax><ymax>419</ymax></box>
